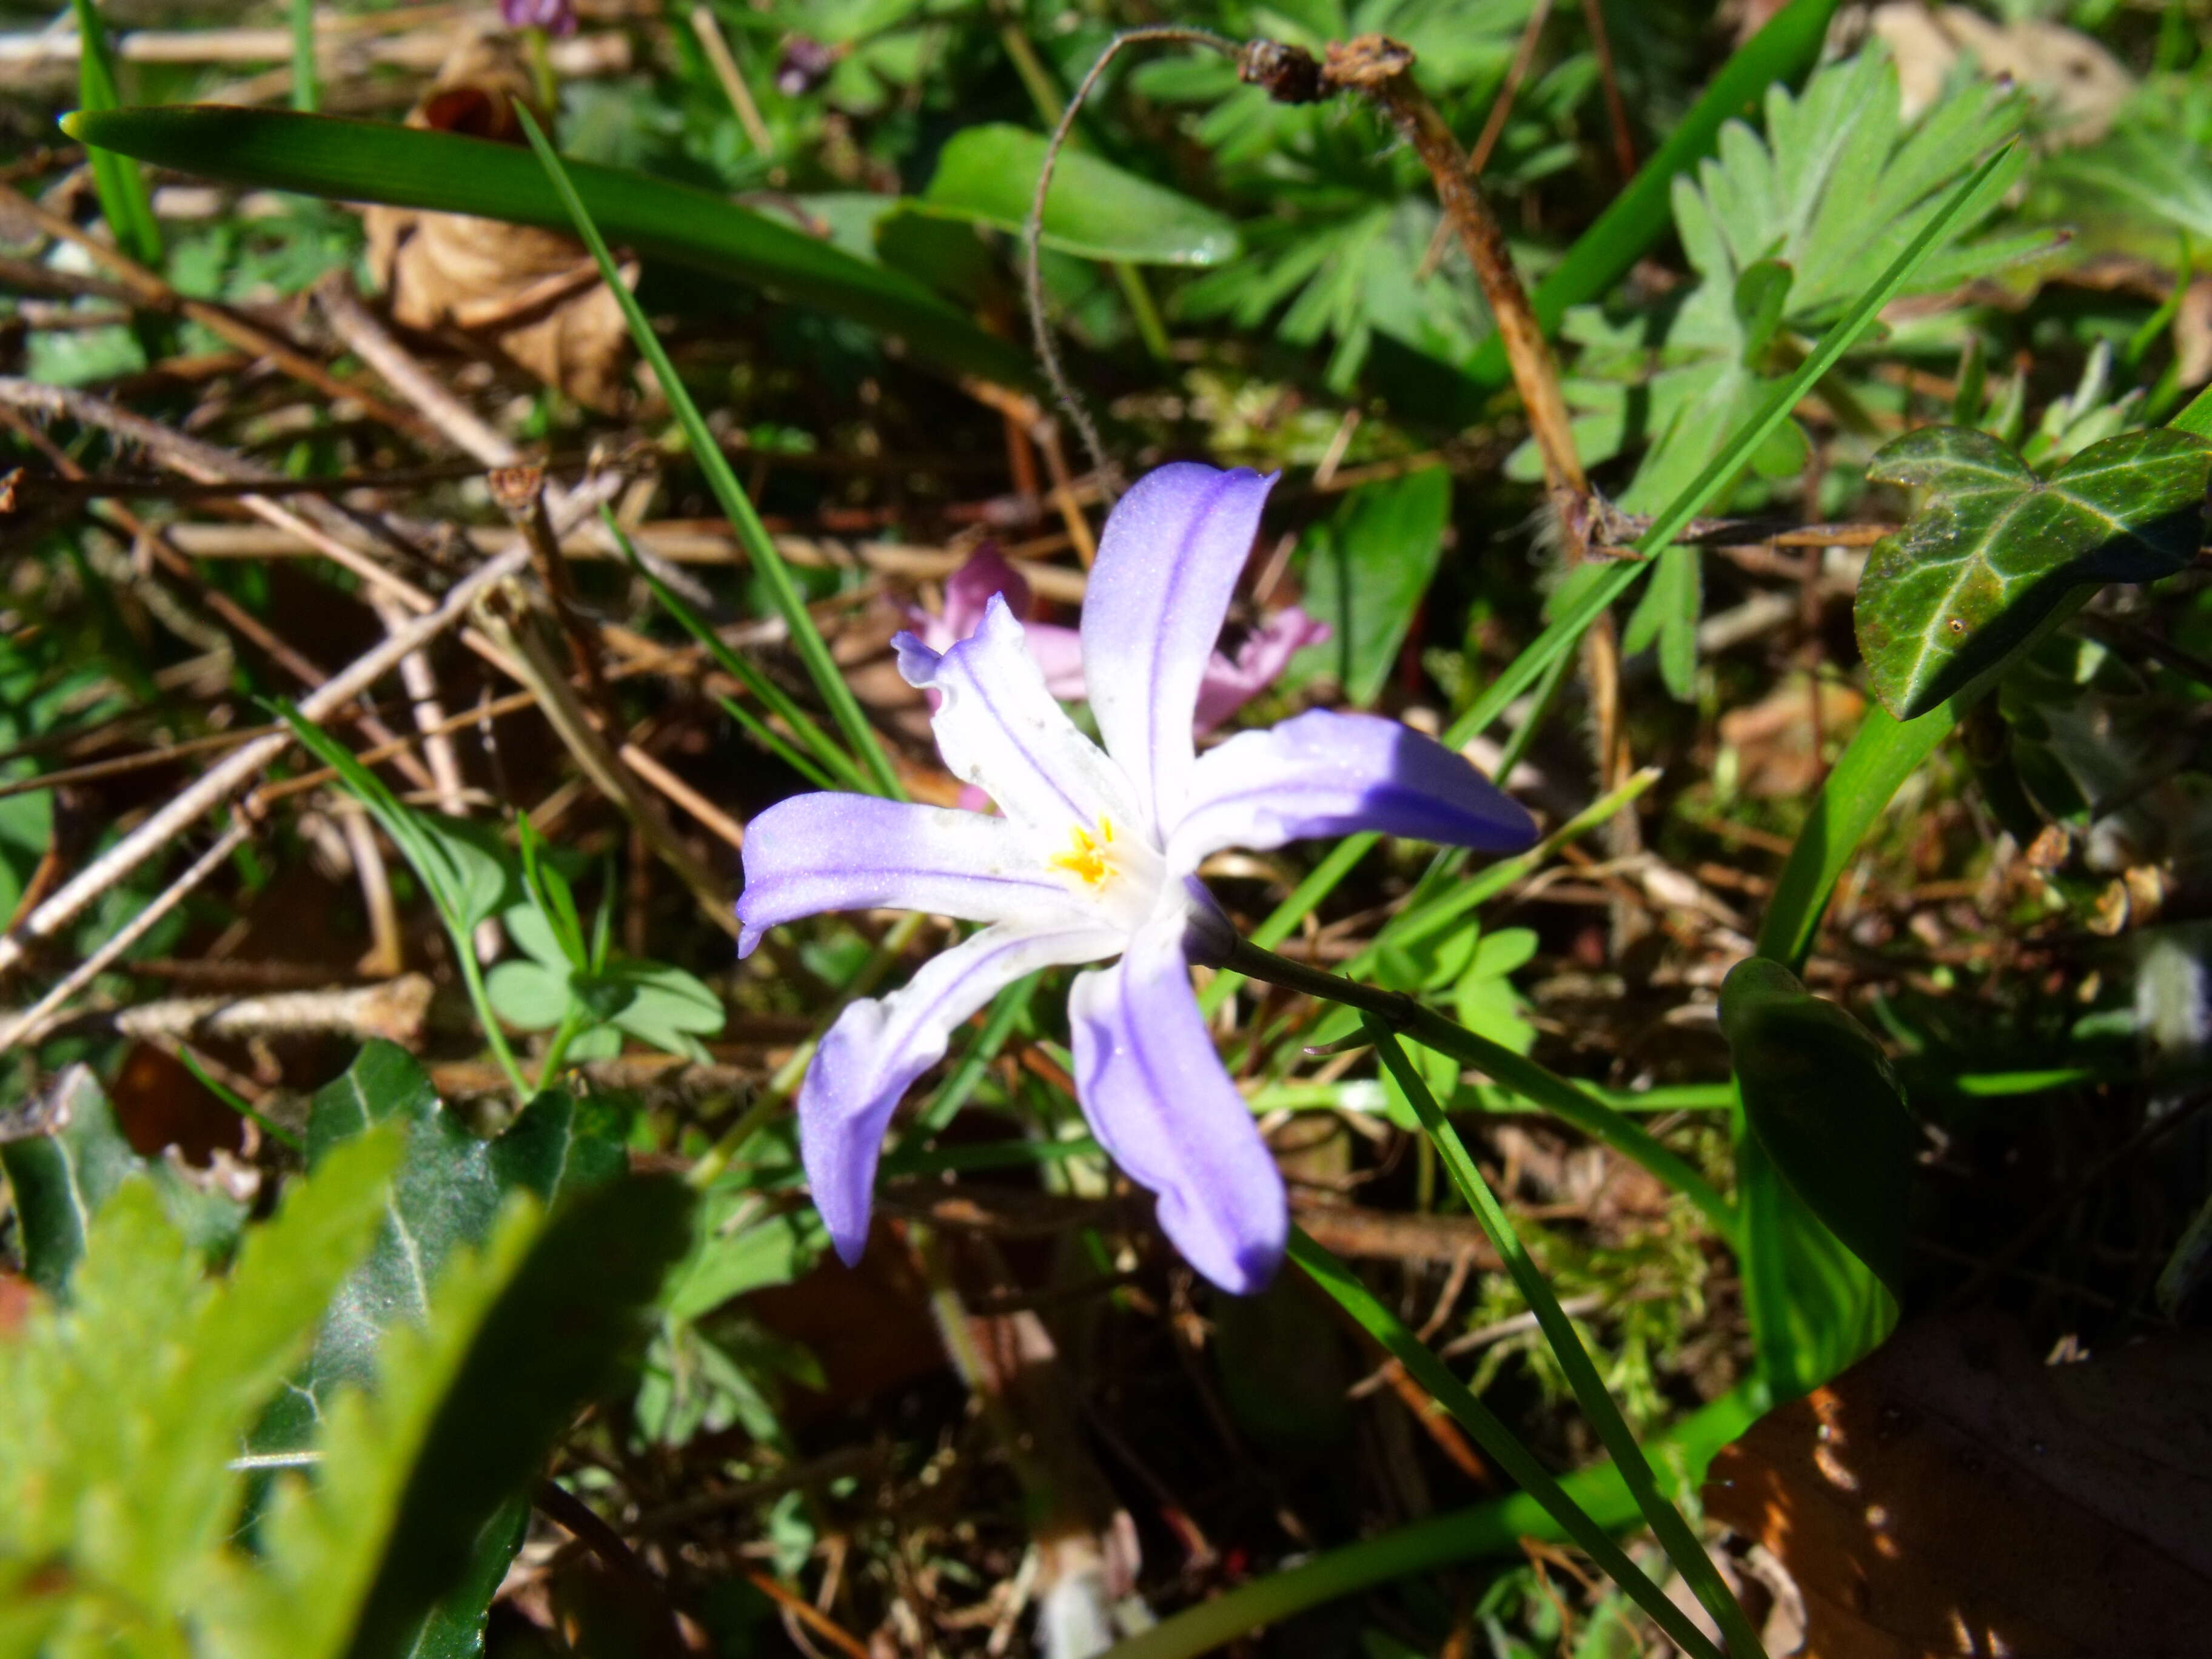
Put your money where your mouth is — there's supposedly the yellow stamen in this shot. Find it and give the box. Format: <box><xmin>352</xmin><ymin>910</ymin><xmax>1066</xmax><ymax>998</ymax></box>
<box><xmin>1050</xmin><ymin>816</ymin><xmax>1117</xmax><ymax>886</ymax></box>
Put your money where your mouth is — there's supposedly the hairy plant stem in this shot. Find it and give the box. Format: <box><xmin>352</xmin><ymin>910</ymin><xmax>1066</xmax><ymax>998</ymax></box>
<box><xmin>1221</xmin><ymin>937</ymin><xmax>1737</xmax><ymax>1244</ymax></box>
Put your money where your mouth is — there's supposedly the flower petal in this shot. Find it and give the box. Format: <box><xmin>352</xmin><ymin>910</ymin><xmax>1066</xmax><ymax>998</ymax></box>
<box><xmin>1193</xmin><ymin>604</ymin><xmax>1332</xmax><ymax>732</ymax></box>
<box><xmin>1067</xmin><ymin>907</ymin><xmax>1287</xmax><ymax>1293</ymax></box>
<box><xmin>736</xmin><ymin>793</ymin><xmax>1083</xmax><ymax>957</ymax></box>
<box><xmin>1082</xmin><ymin>464</ymin><xmax>1276</xmax><ymax>833</ymax></box>
<box><xmin>803</xmin><ymin>922</ymin><xmax>1119</xmax><ymax>1264</ymax></box>
<box><xmin>897</xmin><ymin>597</ymin><xmax>1139</xmax><ymax>838</ymax></box>
<box><xmin>943</xmin><ymin>546</ymin><xmax>1031</xmax><ymax>639</ymax></box>
<box><xmin>1165</xmin><ymin>709</ymin><xmax>1537</xmax><ymax>873</ymax></box>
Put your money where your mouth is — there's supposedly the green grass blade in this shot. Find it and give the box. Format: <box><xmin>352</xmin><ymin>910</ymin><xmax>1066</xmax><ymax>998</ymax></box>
<box><xmin>515</xmin><ymin>109</ymin><xmax>903</xmax><ymax>800</ymax></box>
<box><xmin>67</xmin><ymin>1</ymin><xmax>162</xmax><ymax>269</ymax></box>
<box><xmin>1456</xmin><ymin>0</ymin><xmax>1840</xmax><ymax>394</ymax></box>
<box><xmin>1219</xmin><ymin>139</ymin><xmax>2026</xmax><ymax>981</ymax></box>
<box><xmin>1366</xmin><ymin>1022</ymin><xmax>1767</xmax><ymax>1659</ymax></box>
<box><xmin>602</xmin><ymin>510</ymin><xmax>870</xmax><ymax>793</ymax></box>
<box><xmin>1282</xmin><ymin>1228</ymin><xmax>1734</xmax><ymax>1659</ymax></box>
<box><xmin>1104</xmin><ymin>1386</ymin><xmax>1761</xmax><ymax>1659</ymax></box>
<box><xmin>63</xmin><ymin>104</ymin><xmax>1033</xmax><ymax>389</ymax></box>
<box><xmin>290</xmin><ymin>0</ymin><xmax>319</xmax><ymax>113</ymax></box>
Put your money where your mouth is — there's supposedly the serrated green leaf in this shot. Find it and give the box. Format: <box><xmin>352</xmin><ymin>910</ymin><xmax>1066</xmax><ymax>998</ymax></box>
<box><xmin>207</xmin><ymin>1175</ymin><xmax>691</xmax><ymax>1658</ymax></box>
<box><xmin>63</xmin><ymin>106</ymin><xmax>1033</xmax><ymax>387</ymax></box>
<box><xmin>606</xmin><ymin>962</ymin><xmax>724</xmax><ymax>1061</ymax></box>
<box><xmin>1854</xmin><ymin>426</ymin><xmax>2212</xmax><ymax>718</ymax></box>
<box><xmin>914</xmin><ymin>124</ymin><xmax>1238</xmax><ymax>266</ymax></box>
<box><xmin>1720</xmin><ymin>957</ymin><xmax>1914</xmax><ymax>1298</ymax></box>
<box><xmin>1622</xmin><ymin>543</ymin><xmax>1701</xmax><ymax>702</ymax></box>
<box><xmin>0</xmin><ymin>1128</ymin><xmax>399</xmax><ymax>1648</ymax></box>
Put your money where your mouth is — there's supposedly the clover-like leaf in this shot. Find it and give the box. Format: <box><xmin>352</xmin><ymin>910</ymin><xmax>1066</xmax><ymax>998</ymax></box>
<box><xmin>1855</xmin><ymin>426</ymin><xmax>2212</xmax><ymax>719</ymax></box>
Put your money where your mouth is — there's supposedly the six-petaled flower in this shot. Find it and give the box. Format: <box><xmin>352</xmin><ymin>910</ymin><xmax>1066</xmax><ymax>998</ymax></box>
<box><xmin>737</xmin><ymin>464</ymin><xmax>1537</xmax><ymax>1293</ymax></box>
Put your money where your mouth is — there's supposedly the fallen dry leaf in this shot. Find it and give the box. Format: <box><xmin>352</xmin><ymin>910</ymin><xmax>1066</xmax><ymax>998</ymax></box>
<box><xmin>1869</xmin><ymin>4</ymin><xmax>2133</xmax><ymax>147</ymax></box>
<box><xmin>363</xmin><ymin>30</ymin><xmax>634</xmax><ymax>411</ymax></box>
<box><xmin>1718</xmin><ymin>674</ymin><xmax>1865</xmax><ymax>799</ymax></box>
<box><xmin>1704</xmin><ymin>1312</ymin><xmax>2212</xmax><ymax>1658</ymax></box>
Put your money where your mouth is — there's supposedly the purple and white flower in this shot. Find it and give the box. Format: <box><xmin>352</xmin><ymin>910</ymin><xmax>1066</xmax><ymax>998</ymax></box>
<box><xmin>916</xmin><ymin>545</ymin><xmax>1332</xmax><ymax>732</ymax></box>
<box><xmin>737</xmin><ymin>464</ymin><xmax>1535</xmax><ymax>1293</ymax></box>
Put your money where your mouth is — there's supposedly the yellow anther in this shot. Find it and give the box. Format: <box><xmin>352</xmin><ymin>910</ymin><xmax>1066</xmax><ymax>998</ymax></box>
<box><xmin>1050</xmin><ymin>817</ymin><xmax>1116</xmax><ymax>887</ymax></box>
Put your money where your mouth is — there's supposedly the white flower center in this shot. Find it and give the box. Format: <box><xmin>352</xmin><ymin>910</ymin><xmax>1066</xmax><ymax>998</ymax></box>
<box><xmin>1044</xmin><ymin>811</ymin><xmax>1168</xmax><ymax>934</ymax></box>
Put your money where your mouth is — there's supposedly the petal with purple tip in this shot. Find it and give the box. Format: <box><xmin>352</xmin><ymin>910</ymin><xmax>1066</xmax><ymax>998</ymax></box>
<box><xmin>1067</xmin><ymin>907</ymin><xmax>1287</xmax><ymax>1294</ymax></box>
<box><xmin>803</xmin><ymin>922</ymin><xmax>1123</xmax><ymax>1265</ymax></box>
<box><xmin>1164</xmin><ymin>709</ymin><xmax>1537</xmax><ymax>873</ymax></box>
<box><xmin>736</xmin><ymin>793</ymin><xmax>1084</xmax><ymax>957</ymax></box>
<box><xmin>1082</xmin><ymin>464</ymin><xmax>1276</xmax><ymax>833</ymax></box>
<box><xmin>897</xmin><ymin>597</ymin><xmax>1138</xmax><ymax>837</ymax></box>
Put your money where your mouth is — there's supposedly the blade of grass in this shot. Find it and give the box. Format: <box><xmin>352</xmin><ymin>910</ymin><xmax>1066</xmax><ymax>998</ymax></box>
<box><xmin>515</xmin><ymin>107</ymin><xmax>902</xmax><ymax>801</ymax></box>
<box><xmin>1224</xmin><ymin>938</ymin><xmax>1736</xmax><ymax>1241</ymax></box>
<box><xmin>290</xmin><ymin>0</ymin><xmax>320</xmax><ymax>113</ymax></box>
<box><xmin>1103</xmin><ymin>1382</ymin><xmax>1760</xmax><ymax>1659</ymax></box>
<box><xmin>1366</xmin><ymin>1019</ymin><xmax>1768</xmax><ymax>1659</ymax></box>
<box><xmin>1285</xmin><ymin>1227</ymin><xmax>1733</xmax><ymax>1659</ymax></box>
<box><xmin>883</xmin><ymin>973</ymin><xmax>1041</xmax><ymax>1167</ymax></box>
<box><xmin>1213</xmin><ymin>139</ymin><xmax>2025</xmax><ymax>1001</ymax></box>
<box><xmin>601</xmin><ymin>509</ymin><xmax>870</xmax><ymax>793</ymax></box>
<box><xmin>68</xmin><ymin>0</ymin><xmax>162</xmax><ymax>269</ymax></box>
<box><xmin>1455</xmin><ymin>0</ymin><xmax>1840</xmax><ymax>395</ymax></box>
<box><xmin>1757</xmin><ymin>360</ymin><xmax>2212</xmax><ymax>969</ymax></box>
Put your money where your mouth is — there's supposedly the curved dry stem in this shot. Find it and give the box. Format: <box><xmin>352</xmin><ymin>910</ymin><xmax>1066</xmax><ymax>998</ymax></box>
<box><xmin>1022</xmin><ymin>25</ymin><xmax>1236</xmax><ymax>506</ymax></box>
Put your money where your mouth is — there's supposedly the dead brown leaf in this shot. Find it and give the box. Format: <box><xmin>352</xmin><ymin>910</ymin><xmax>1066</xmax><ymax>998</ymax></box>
<box><xmin>1705</xmin><ymin>1312</ymin><xmax>2212</xmax><ymax>1658</ymax></box>
<box><xmin>363</xmin><ymin>31</ymin><xmax>634</xmax><ymax>412</ymax></box>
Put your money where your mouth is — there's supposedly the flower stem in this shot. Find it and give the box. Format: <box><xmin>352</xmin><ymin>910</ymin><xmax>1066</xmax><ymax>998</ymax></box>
<box><xmin>1287</xmin><ymin>1227</ymin><xmax>1734</xmax><ymax>1659</ymax></box>
<box><xmin>1362</xmin><ymin>1017</ymin><xmax>1769</xmax><ymax>1659</ymax></box>
<box><xmin>1221</xmin><ymin>937</ymin><xmax>1737</xmax><ymax>1245</ymax></box>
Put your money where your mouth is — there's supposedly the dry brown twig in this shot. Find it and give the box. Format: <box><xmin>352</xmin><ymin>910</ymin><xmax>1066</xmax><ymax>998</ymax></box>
<box><xmin>0</xmin><ymin>545</ymin><xmax>532</xmax><ymax>983</ymax></box>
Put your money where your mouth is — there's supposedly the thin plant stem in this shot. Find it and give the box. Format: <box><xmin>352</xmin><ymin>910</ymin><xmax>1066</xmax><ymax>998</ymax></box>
<box><xmin>1286</xmin><ymin>1227</ymin><xmax>1734</xmax><ymax>1659</ymax></box>
<box><xmin>1022</xmin><ymin>25</ymin><xmax>1237</xmax><ymax>499</ymax></box>
<box><xmin>1364</xmin><ymin>1019</ymin><xmax>1769</xmax><ymax>1659</ymax></box>
<box><xmin>515</xmin><ymin>107</ymin><xmax>903</xmax><ymax>799</ymax></box>
<box><xmin>289</xmin><ymin>0</ymin><xmax>319</xmax><ymax>112</ymax></box>
<box><xmin>1223</xmin><ymin>938</ymin><xmax>1737</xmax><ymax>1242</ymax></box>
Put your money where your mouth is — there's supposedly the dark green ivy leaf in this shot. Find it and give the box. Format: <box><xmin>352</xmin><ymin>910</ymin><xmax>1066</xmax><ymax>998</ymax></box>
<box><xmin>1855</xmin><ymin>426</ymin><xmax>2212</xmax><ymax>719</ymax></box>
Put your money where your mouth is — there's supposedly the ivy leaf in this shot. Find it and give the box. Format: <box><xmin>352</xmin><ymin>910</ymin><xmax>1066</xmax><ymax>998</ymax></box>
<box><xmin>1855</xmin><ymin>426</ymin><xmax>2212</xmax><ymax>719</ymax></box>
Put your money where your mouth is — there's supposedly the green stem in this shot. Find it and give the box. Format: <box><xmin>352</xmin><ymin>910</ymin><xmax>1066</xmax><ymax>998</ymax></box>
<box><xmin>534</xmin><ymin>1003</ymin><xmax>588</xmax><ymax>1094</ymax></box>
<box><xmin>517</xmin><ymin>108</ymin><xmax>903</xmax><ymax>799</ymax></box>
<box><xmin>452</xmin><ymin>934</ymin><xmax>532</xmax><ymax>1102</ymax></box>
<box><xmin>1365</xmin><ymin>1021</ymin><xmax>1768</xmax><ymax>1659</ymax></box>
<box><xmin>1224</xmin><ymin>939</ymin><xmax>1737</xmax><ymax>1244</ymax></box>
<box><xmin>1284</xmin><ymin>1229</ymin><xmax>1733</xmax><ymax>1659</ymax></box>
<box><xmin>1104</xmin><ymin>1382</ymin><xmax>1759</xmax><ymax>1659</ymax></box>
<box><xmin>289</xmin><ymin>0</ymin><xmax>319</xmax><ymax>112</ymax></box>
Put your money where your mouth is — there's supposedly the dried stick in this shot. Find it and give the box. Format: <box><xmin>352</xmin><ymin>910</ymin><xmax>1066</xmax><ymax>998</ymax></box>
<box><xmin>475</xmin><ymin>606</ymin><xmax>737</xmax><ymax>936</ymax></box>
<box><xmin>1577</xmin><ymin>0</ymin><xmax>1637</xmax><ymax>182</ymax></box>
<box><xmin>313</xmin><ymin>272</ymin><xmax>515</xmax><ymax>464</ymax></box>
<box><xmin>114</xmin><ymin>974</ymin><xmax>434</xmax><ymax>1045</ymax></box>
<box><xmin>0</xmin><ymin>820</ymin><xmax>249</xmax><ymax>1053</ymax></box>
<box><xmin>0</xmin><ymin>377</ymin><xmax>436</xmax><ymax>614</ymax></box>
<box><xmin>1415</xmin><ymin>0</ymin><xmax>1553</xmax><ymax>282</ymax></box>
<box><xmin>0</xmin><ymin>183</ymin><xmax>437</xmax><ymax>444</ymax></box>
<box><xmin>1023</xmin><ymin>25</ymin><xmax>1238</xmax><ymax>503</ymax></box>
<box><xmin>1316</xmin><ymin>37</ymin><xmax>1586</xmax><ymax>500</ymax></box>
<box><xmin>0</xmin><ymin>547</ymin><xmax>532</xmax><ymax>979</ymax></box>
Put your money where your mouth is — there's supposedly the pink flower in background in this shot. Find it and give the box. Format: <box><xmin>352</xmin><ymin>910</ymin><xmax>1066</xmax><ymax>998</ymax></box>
<box><xmin>501</xmin><ymin>0</ymin><xmax>578</xmax><ymax>34</ymax></box>
<box><xmin>919</xmin><ymin>546</ymin><xmax>1331</xmax><ymax>733</ymax></box>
